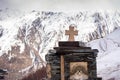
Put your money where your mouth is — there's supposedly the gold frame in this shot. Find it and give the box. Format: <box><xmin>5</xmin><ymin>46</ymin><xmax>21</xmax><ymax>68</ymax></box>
<box><xmin>70</xmin><ymin>62</ymin><xmax>88</xmax><ymax>80</ymax></box>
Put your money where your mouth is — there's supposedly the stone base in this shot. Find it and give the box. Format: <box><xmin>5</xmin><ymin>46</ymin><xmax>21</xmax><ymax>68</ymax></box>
<box><xmin>50</xmin><ymin>77</ymin><xmax>102</xmax><ymax>80</ymax></box>
<box><xmin>46</xmin><ymin>41</ymin><xmax>101</xmax><ymax>80</ymax></box>
<box><xmin>0</xmin><ymin>75</ymin><xmax>4</xmax><ymax>79</ymax></box>
<box><xmin>59</xmin><ymin>41</ymin><xmax>86</xmax><ymax>47</ymax></box>
<box><xmin>88</xmin><ymin>77</ymin><xmax>102</xmax><ymax>80</ymax></box>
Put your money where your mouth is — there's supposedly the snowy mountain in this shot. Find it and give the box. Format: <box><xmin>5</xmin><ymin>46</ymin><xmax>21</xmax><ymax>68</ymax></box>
<box><xmin>0</xmin><ymin>10</ymin><xmax>120</xmax><ymax>80</ymax></box>
<box><xmin>88</xmin><ymin>28</ymin><xmax>120</xmax><ymax>80</ymax></box>
<box><xmin>0</xmin><ymin>8</ymin><xmax>23</xmax><ymax>21</ymax></box>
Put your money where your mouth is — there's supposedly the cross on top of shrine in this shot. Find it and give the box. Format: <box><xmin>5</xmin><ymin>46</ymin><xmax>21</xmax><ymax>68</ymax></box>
<box><xmin>65</xmin><ymin>25</ymin><xmax>78</xmax><ymax>41</ymax></box>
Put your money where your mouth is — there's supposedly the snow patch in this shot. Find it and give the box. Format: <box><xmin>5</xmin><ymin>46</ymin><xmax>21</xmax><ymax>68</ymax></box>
<box><xmin>88</xmin><ymin>28</ymin><xmax>120</xmax><ymax>80</ymax></box>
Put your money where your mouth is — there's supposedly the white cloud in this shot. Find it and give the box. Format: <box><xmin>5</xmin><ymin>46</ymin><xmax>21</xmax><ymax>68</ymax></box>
<box><xmin>0</xmin><ymin>0</ymin><xmax>120</xmax><ymax>12</ymax></box>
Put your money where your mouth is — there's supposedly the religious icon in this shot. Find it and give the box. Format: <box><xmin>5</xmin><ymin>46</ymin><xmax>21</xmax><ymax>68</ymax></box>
<box><xmin>70</xmin><ymin>62</ymin><xmax>88</xmax><ymax>80</ymax></box>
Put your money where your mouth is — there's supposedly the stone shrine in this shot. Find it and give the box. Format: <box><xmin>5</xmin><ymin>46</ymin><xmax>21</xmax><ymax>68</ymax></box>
<box><xmin>0</xmin><ymin>69</ymin><xmax>8</xmax><ymax>79</ymax></box>
<box><xmin>46</xmin><ymin>25</ymin><xmax>102</xmax><ymax>80</ymax></box>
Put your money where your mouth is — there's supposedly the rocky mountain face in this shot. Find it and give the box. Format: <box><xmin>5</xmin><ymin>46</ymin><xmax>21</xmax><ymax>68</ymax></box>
<box><xmin>0</xmin><ymin>10</ymin><xmax>120</xmax><ymax>80</ymax></box>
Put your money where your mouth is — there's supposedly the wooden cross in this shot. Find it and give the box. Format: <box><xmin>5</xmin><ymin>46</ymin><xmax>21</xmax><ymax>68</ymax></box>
<box><xmin>65</xmin><ymin>26</ymin><xmax>78</xmax><ymax>41</ymax></box>
<box><xmin>61</xmin><ymin>25</ymin><xmax>78</xmax><ymax>80</ymax></box>
<box><xmin>61</xmin><ymin>26</ymin><xmax>78</xmax><ymax>80</ymax></box>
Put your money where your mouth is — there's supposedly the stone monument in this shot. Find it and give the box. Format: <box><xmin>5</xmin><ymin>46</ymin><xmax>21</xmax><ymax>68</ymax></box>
<box><xmin>0</xmin><ymin>69</ymin><xmax>8</xmax><ymax>79</ymax></box>
<box><xmin>46</xmin><ymin>25</ymin><xmax>102</xmax><ymax>80</ymax></box>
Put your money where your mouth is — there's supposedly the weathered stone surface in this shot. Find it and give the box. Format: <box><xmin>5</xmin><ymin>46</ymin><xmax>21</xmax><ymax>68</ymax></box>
<box><xmin>46</xmin><ymin>41</ymin><xmax>102</xmax><ymax>80</ymax></box>
<box><xmin>0</xmin><ymin>69</ymin><xmax>8</xmax><ymax>79</ymax></box>
<box><xmin>59</xmin><ymin>41</ymin><xmax>80</xmax><ymax>47</ymax></box>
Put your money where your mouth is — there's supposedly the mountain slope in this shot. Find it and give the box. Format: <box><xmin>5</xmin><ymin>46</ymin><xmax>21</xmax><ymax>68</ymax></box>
<box><xmin>0</xmin><ymin>11</ymin><xmax>120</xmax><ymax>80</ymax></box>
<box><xmin>88</xmin><ymin>28</ymin><xmax>120</xmax><ymax>80</ymax></box>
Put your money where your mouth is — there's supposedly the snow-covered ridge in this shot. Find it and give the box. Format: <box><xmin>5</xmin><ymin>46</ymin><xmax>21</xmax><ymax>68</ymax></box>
<box><xmin>1</xmin><ymin>11</ymin><xmax>120</xmax><ymax>56</ymax></box>
<box><xmin>0</xmin><ymin>11</ymin><xmax>120</xmax><ymax>80</ymax></box>
<box><xmin>0</xmin><ymin>8</ymin><xmax>24</xmax><ymax>21</ymax></box>
<box><xmin>88</xmin><ymin>28</ymin><xmax>120</xmax><ymax>80</ymax></box>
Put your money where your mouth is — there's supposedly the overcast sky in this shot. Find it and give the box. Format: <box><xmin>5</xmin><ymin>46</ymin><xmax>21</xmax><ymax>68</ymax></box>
<box><xmin>0</xmin><ymin>0</ymin><xmax>120</xmax><ymax>12</ymax></box>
